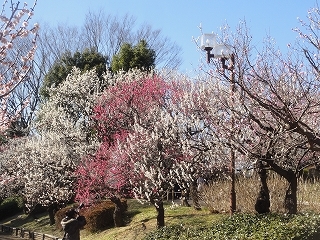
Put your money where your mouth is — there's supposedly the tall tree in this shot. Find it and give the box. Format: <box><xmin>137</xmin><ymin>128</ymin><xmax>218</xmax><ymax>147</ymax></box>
<box><xmin>14</xmin><ymin>11</ymin><xmax>181</xmax><ymax>132</ymax></box>
<box><xmin>37</xmin><ymin>11</ymin><xmax>181</xmax><ymax>71</ymax></box>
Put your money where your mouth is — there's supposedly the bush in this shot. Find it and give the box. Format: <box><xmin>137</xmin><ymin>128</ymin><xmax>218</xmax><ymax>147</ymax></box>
<box><xmin>55</xmin><ymin>199</ymin><xmax>127</xmax><ymax>232</ymax></box>
<box><xmin>0</xmin><ymin>196</ymin><xmax>24</xmax><ymax>220</ymax></box>
<box><xmin>85</xmin><ymin>201</ymin><xmax>115</xmax><ymax>232</ymax></box>
<box><xmin>84</xmin><ymin>199</ymin><xmax>127</xmax><ymax>232</ymax></box>
<box><xmin>55</xmin><ymin>207</ymin><xmax>68</xmax><ymax>230</ymax></box>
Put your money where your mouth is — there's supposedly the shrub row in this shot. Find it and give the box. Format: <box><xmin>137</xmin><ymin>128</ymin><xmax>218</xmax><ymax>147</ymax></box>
<box><xmin>0</xmin><ymin>196</ymin><xmax>24</xmax><ymax>221</ymax></box>
<box><xmin>55</xmin><ymin>199</ymin><xmax>127</xmax><ymax>232</ymax></box>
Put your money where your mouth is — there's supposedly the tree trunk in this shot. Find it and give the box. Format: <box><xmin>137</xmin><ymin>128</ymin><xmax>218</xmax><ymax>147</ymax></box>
<box><xmin>266</xmin><ymin>159</ymin><xmax>298</xmax><ymax>214</ymax></box>
<box><xmin>255</xmin><ymin>161</ymin><xmax>270</xmax><ymax>214</ymax></box>
<box><xmin>152</xmin><ymin>199</ymin><xmax>165</xmax><ymax>228</ymax></box>
<box><xmin>190</xmin><ymin>180</ymin><xmax>201</xmax><ymax>210</ymax></box>
<box><xmin>284</xmin><ymin>175</ymin><xmax>298</xmax><ymax>214</ymax></box>
<box><xmin>47</xmin><ymin>203</ymin><xmax>58</xmax><ymax>225</ymax></box>
<box><xmin>180</xmin><ymin>189</ymin><xmax>191</xmax><ymax>207</ymax></box>
<box><xmin>110</xmin><ymin>196</ymin><xmax>124</xmax><ymax>227</ymax></box>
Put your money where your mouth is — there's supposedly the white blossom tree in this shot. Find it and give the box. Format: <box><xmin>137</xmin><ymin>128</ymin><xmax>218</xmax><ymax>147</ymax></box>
<box><xmin>0</xmin><ymin>68</ymin><xmax>101</xmax><ymax>223</ymax></box>
<box><xmin>197</xmin><ymin>11</ymin><xmax>320</xmax><ymax>214</ymax></box>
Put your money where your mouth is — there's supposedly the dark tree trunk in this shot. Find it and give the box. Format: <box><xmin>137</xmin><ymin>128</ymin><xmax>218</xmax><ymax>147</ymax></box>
<box><xmin>180</xmin><ymin>189</ymin><xmax>191</xmax><ymax>207</ymax></box>
<box><xmin>284</xmin><ymin>175</ymin><xmax>298</xmax><ymax>214</ymax></box>
<box><xmin>110</xmin><ymin>196</ymin><xmax>124</xmax><ymax>227</ymax></box>
<box><xmin>255</xmin><ymin>161</ymin><xmax>270</xmax><ymax>214</ymax></box>
<box><xmin>152</xmin><ymin>199</ymin><xmax>165</xmax><ymax>228</ymax></box>
<box><xmin>190</xmin><ymin>180</ymin><xmax>201</xmax><ymax>210</ymax></box>
<box><xmin>47</xmin><ymin>203</ymin><xmax>58</xmax><ymax>225</ymax></box>
<box><xmin>267</xmin><ymin>160</ymin><xmax>298</xmax><ymax>214</ymax></box>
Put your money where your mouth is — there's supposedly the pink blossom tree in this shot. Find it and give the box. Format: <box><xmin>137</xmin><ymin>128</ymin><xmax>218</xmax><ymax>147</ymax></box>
<box><xmin>75</xmin><ymin>69</ymin><xmax>175</xmax><ymax>227</ymax></box>
<box><xmin>76</xmin><ymin>69</ymin><xmax>235</xmax><ymax>227</ymax></box>
<box><xmin>76</xmin><ymin>130</ymin><xmax>135</xmax><ymax>227</ymax></box>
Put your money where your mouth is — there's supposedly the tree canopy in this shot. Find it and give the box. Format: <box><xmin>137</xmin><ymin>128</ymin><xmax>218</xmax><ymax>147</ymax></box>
<box><xmin>111</xmin><ymin>40</ymin><xmax>155</xmax><ymax>72</ymax></box>
<box><xmin>40</xmin><ymin>48</ymin><xmax>107</xmax><ymax>99</ymax></box>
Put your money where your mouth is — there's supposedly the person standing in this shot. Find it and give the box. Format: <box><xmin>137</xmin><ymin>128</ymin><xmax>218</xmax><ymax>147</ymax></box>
<box><xmin>61</xmin><ymin>208</ymin><xmax>86</xmax><ymax>240</ymax></box>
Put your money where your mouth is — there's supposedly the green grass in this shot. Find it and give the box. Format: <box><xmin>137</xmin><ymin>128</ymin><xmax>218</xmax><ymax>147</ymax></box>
<box><xmin>0</xmin><ymin>199</ymin><xmax>223</xmax><ymax>240</ymax></box>
<box><xmin>1</xmin><ymin>199</ymin><xmax>320</xmax><ymax>240</ymax></box>
<box><xmin>144</xmin><ymin>212</ymin><xmax>320</xmax><ymax>240</ymax></box>
<box><xmin>80</xmin><ymin>200</ymin><xmax>224</xmax><ymax>240</ymax></box>
<box><xmin>0</xmin><ymin>211</ymin><xmax>63</xmax><ymax>237</ymax></box>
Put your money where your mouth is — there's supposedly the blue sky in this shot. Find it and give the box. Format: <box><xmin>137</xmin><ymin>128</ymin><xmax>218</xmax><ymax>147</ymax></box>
<box><xmin>34</xmin><ymin>0</ymin><xmax>314</xmax><ymax>73</ymax></box>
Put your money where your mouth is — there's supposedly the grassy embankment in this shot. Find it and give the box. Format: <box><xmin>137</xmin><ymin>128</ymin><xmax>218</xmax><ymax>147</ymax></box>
<box><xmin>0</xmin><ymin>199</ymin><xmax>224</xmax><ymax>240</ymax></box>
<box><xmin>2</xmin><ymin>174</ymin><xmax>320</xmax><ymax>239</ymax></box>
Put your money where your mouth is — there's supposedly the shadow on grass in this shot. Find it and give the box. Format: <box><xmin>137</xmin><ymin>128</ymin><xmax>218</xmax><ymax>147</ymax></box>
<box><xmin>0</xmin><ymin>212</ymin><xmax>30</xmax><ymax>226</ymax></box>
<box><xmin>124</xmin><ymin>210</ymin><xmax>155</xmax><ymax>225</ymax></box>
<box><xmin>123</xmin><ymin>210</ymin><xmax>141</xmax><ymax>226</ymax></box>
<box><xmin>124</xmin><ymin>199</ymin><xmax>156</xmax><ymax>225</ymax></box>
<box><xmin>1</xmin><ymin>211</ymin><xmax>51</xmax><ymax>229</ymax></box>
<box><xmin>308</xmin><ymin>232</ymin><xmax>320</xmax><ymax>240</ymax></box>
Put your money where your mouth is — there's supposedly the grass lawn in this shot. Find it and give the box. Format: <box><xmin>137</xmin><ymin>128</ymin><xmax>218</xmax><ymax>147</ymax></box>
<box><xmin>0</xmin><ymin>199</ymin><xmax>224</xmax><ymax>240</ymax></box>
<box><xmin>2</xmin><ymin>199</ymin><xmax>320</xmax><ymax>239</ymax></box>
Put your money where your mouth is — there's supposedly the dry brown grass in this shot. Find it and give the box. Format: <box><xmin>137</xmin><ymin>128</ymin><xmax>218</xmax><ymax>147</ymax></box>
<box><xmin>199</xmin><ymin>173</ymin><xmax>320</xmax><ymax>213</ymax></box>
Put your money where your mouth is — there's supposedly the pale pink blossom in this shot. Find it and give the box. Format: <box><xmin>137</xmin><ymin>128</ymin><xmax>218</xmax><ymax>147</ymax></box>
<box><xmin>0</xmin><ymin>16</ymin><xmax>9</xmax><ymax>22</ymax></box>
<box><xmin>21</xmin><ymin>56</ymin><xmax>28</xmax><ymax>62</ymax></box>
<box><xmin>3</xmin><ymin>29</ymin><xmax>9</xmax><ymax>35</ymax></box>
<box><xmin>1</xmin><ymin>37</ymin><xmax>7</xmax><ymax>44</ymax></box>
<box><xmin>0</xmin><ymin>0</ymin><xmax>38</xmax><ymax>134</ymax></box>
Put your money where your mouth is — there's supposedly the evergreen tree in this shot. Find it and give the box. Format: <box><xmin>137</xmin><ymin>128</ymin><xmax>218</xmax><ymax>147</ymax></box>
<box><xmin>111</xmin><ymin>40</ymin><xmax>155</xmax><ymax>72</ymax></box>
<box><xmin>40</xmin><ymin>48</ymin><xmax>107</xmax><ymax>99</ymax></box>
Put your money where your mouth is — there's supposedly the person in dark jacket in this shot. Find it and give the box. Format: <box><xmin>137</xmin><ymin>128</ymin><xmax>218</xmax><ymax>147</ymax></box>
<box><xmin>61</xmin><ymin>208</ymin><xmax>86</xmax><ymax>240</ymax></box>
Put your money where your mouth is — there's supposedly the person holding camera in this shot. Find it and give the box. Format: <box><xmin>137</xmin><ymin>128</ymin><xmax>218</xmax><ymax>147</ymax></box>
<box><xmin>61</xmin><ymin>205</ymin><xmax>86</xmax><ymax>240</ymax></box>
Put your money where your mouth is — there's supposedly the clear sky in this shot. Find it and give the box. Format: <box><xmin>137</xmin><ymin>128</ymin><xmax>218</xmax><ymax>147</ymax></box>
<box><xmin>33</xmin><ymin>0</ymin><xmax>314</xmax><ymax>73</ymax></box>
